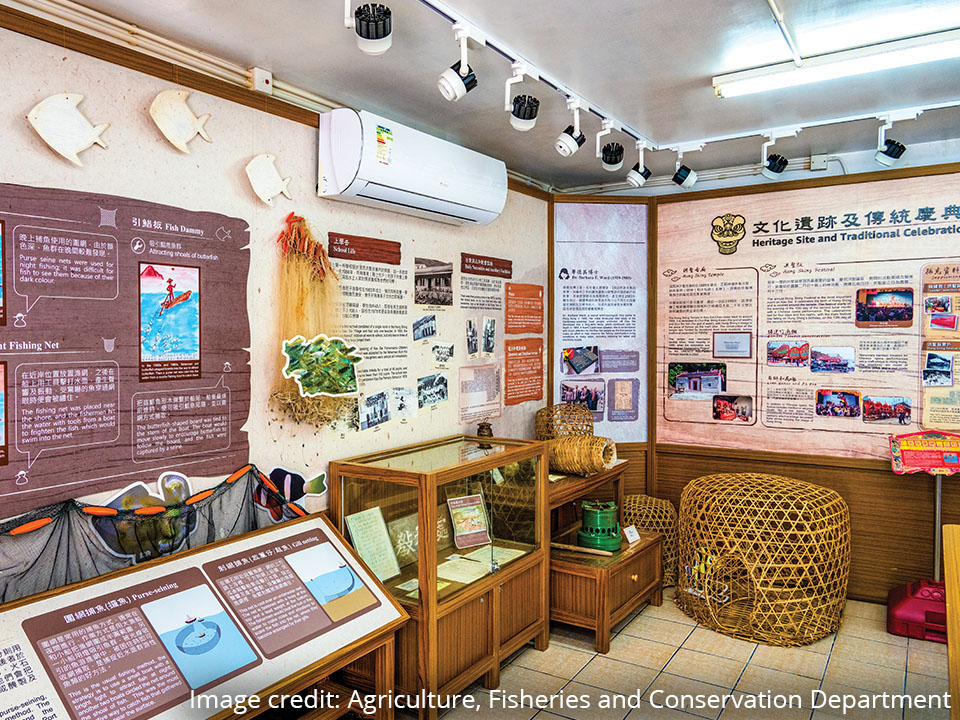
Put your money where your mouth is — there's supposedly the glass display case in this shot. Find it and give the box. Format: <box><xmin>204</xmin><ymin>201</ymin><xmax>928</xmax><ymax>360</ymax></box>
<box><xmin>330</xmin><ymin>435</ymin><xmax>548</xmax><ymax>718</ymax></box>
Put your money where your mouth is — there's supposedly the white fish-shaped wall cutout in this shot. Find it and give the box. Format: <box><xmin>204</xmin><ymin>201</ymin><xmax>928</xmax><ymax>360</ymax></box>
<box><xmin>150</xmin><ymin>89</ymin><xmax>211</xmax><ymax>153</ymax></box>
<box><xmin>245</xmin><ymin>153</ymin><xmax>292</xmax><ymax>206</ymax></box>
<box><xmin>26</xmin><ymin>94</ymin><xmax>109</xmax><ymax>166</ymax></box>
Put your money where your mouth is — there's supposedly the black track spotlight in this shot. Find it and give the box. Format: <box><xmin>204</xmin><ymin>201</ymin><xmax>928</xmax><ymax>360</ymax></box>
<box><xmin>672</xmin><ymin>163</ymin><xmax>697</xmax><ymax>188</ymax></box>
<box><xmin>626</xmin><ymin>143</ymin><xmax>651</xmax><ymax>187</ymax></box>
<box><xmin>601</xmin><ymin>142</ymin><xmax>624</xmax><ymax>172</ymax></box>
<box><xmin>876</xmin><ymin>138</ymin><xmax>907</xmax><ymax>167</ymax></box>
<box><xmin>556</xmin><ymin>124</ymin><xmax>585</xmax><ymax>156</ymax></box>
<box><xmin>353</xmin><ymin>3</ymin><xmax>392</xmax><ymax>55</ymax></box>
<box><xmin>504</xmin><ymin>63</ymin><xmax>541</xmax><ymax>131</ymax></box>
<box><xmin>510</xmin><ymin>94</ymin><xmax>540</xmax><ymax>131</ymax></box>
<box><xmin>761</xmin><ymin>153</ymin><xmax>789</xmax><ymax>179</ymax></box>
<box><xmin>556</xmin><ymin>97</ymin><xmax>586</xmax><ymax>157</ymax></box>
<box><xmin>438</xmin><ymin>23</ymin><xmax>478</xmax><ymax>102</ymax></box>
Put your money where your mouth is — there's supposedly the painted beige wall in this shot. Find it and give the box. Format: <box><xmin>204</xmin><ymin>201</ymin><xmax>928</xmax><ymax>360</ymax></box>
<box><xmin>0</xmin><ymin>27</ymin><xmax>548</xmax><ymax>511</ymax></box>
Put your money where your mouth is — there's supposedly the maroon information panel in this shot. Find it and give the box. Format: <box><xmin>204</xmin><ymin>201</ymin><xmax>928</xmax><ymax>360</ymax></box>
<box><xmin>203</xmin><ymin>528</ymin><xmax>381</xmax><ymax>659</ymax></box>
<box><xmin>0</xmin><ymin>183</ymin><xmax>251</xmax><ymax>515</ymax></box>
<box><xmin>22</xmin><ymin>568</ymin><xmax>261</xmax><ymax>720</ymax></box>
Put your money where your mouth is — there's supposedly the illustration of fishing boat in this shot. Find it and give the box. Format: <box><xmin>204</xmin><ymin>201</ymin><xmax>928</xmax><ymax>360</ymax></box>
<box><xmin>160</xmin><ymin>290</ymin><xmax>192</xmax><ymax>314</ymax></box>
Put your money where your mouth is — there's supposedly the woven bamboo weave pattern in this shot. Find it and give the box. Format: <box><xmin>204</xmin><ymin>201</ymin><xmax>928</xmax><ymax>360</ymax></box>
<box><xmin>623</xmin><ymin>494</ymin><xmax>679</xmax><ymax>586</ymax></box>
<box><xmin>675</xmin><ymin>472</ymin><xmax>850</xmax><ymax>647</ymax></box>
<box><xmin>548</xmin><ymin>435</ymin><xmax>616</xmax><ymax>475</ymax></box>
<box><xmin>535</xmin><ymin>403</ymin><xmax>594</xmax><ymax>440</ymax></box>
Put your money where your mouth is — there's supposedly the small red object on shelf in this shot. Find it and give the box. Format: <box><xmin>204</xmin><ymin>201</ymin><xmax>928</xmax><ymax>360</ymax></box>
<box><xmin>887</xmin><ymin>580</ymin><xmax>947</xmax><ymax>644</ymax></box>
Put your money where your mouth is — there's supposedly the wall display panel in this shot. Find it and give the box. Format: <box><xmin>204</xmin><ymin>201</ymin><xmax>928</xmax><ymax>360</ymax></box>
<box><xmin>0</xmin><ymin>183</ymin><xmax>249</xmax><ymax>515</ymax></box>
<box><xmin>0</xmin><ymin>26</ymin><xmax>547</xmax><ymax>516</ymax></box>
<box><xmin>553</xmin><ymin>203</ymin><xmax>648</xmax><ymax>443</ymax></box>
<box><xmin>0</xmin><ymin>513</ymin><xmax>403</xmax><ymax>720</ymax></box>
<box><xmin>657</xmin><ymin>173</ymin><xmax>960</xmax><ymax>460</ymax></box>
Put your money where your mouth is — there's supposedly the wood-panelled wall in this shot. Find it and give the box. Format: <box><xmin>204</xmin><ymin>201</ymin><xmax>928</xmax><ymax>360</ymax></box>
<box><xmin>654</xmin><ymin>444</ymin><xmax>956</xmax><ymax>603</ymax></box>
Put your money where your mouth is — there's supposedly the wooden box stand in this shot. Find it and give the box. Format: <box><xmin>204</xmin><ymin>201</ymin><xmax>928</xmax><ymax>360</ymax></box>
<box><xmin>548</xmin><ymin>460</ymin><xmax>664</xmax><ymax>653</ymax></box>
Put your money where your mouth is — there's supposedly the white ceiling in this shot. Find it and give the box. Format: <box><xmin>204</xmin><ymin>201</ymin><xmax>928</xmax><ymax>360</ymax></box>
<box><xmin>54</xmin><ymin>0</ymin><xmax>960</xmax><ymax>188</ymax></box>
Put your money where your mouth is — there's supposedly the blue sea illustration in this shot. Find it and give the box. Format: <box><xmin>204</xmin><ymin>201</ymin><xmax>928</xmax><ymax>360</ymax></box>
<box><xmin>140</xmin><ymin>291</ymin><xmax>200</xmax><ymax>362</ymax></box>
<box><xmin>157</xmin><ymin>610</ymin><xmax>256</xmax><ymax>688</ymax></box>
<box><xmin>305</xmin><ymin>565</ymin><xmax>360</xmax><ymax>605</ymax></box>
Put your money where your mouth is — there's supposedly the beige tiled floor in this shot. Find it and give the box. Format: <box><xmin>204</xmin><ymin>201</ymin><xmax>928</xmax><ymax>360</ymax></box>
<box><xmin>439</xmin><ymin>588</ymin><xmax>950</xmax><ymax>720</ymax></box>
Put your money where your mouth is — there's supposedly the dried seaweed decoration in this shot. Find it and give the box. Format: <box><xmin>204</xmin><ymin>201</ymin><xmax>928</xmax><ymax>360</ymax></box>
<box><xmin>282</xmin><ymin>334</ymin><xmax>363</xmax><ymax>397</ymax></box>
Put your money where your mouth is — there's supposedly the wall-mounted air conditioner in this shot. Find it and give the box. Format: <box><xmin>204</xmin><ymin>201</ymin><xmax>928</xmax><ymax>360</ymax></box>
<box><xmin>318</xmin><ymin>108</ymin><xmax>507</xmax><ymax>225</ymax></box>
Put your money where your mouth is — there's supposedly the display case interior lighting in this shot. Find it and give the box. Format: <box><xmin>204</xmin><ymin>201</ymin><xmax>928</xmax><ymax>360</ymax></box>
<box><xmin>713</xmin><ymin>28</ymin><xmax>960</xmax><ymax>98</ymax></box>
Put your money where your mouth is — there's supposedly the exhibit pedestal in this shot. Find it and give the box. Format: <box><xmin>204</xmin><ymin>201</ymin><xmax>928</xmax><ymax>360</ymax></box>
<box><xmin>550</xmin><ymin>530</ymin><xmax>662</xmax><ymax>653</ymax></box>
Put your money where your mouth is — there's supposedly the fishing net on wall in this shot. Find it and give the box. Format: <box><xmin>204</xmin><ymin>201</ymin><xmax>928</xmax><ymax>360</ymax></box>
<box><xmin>0</xmin><ymin>465</ymin><xmax>306</xmax><ymax>604</ymax></box>
<box><xmin>268</xmin><ymin>212</ymin><xmax>359</xmax><ymax>429</ymax></box>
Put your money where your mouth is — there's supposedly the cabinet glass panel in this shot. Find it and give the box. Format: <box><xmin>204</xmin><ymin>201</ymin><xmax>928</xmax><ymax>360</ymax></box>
<box><xmin>338</xmin><ymin>437</ymin><xmax>541</xmax><ymax>606</ymax></box>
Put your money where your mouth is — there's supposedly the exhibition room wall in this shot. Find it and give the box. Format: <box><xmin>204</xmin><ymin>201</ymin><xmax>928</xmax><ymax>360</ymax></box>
<box><xmin>0</xmin><ymin>24</ymin><xmax>549</xmax><ymax>516</ymax></box>
<box><xmin>650</xmin><ymin>167</ymin><xmax>960</xmax><ymax>603</ymax></box>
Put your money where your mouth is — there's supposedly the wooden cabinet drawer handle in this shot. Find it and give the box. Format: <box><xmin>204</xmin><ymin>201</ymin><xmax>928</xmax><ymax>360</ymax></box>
<box><xmin>631</xmin><ymin>574</ymin><xmax>638</xmax><ymax>582</ymax></box>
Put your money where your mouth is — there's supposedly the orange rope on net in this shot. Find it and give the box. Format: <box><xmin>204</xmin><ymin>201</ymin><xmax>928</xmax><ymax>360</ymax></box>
<box><xmin>276</xmin><ymin>211</ymin><xmax>339</xmax><ymax>283</ymax></box>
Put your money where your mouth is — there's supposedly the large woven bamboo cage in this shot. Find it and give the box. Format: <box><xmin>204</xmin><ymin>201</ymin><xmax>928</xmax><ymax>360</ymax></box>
<box><xmin>623</xmin><ymin>494</ymin><xmax>679</xmax><ymax>586</ymax></box>
<box><xmin>548</xmin><ymin>435</ymin><xmax>616</xmax><ymax>475</ymax></box>
<box><xmin>535</xmin><ymin>403</ymin><xmax>594</xmax><ymax>440</ymax></box>
<box><xmin>675</xmin><ymin>473</ymin><xmax>850</xmax><ymax>647</ymax></box>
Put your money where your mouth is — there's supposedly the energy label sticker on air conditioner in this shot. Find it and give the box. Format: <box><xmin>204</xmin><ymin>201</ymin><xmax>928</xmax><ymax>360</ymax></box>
<box><xmin>376</xmin><ymin>124</ymin><xmax>393</xmax><ymax>165</ymax></box>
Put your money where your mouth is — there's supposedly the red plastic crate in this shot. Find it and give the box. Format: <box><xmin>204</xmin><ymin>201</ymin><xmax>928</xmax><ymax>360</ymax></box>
<box><xmin>886</xmin><ymin>580</ymin><xmax>947</xmax><ymax>643</ymax></box>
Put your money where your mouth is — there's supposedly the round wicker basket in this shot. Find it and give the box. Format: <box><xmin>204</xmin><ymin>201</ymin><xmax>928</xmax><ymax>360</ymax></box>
<box><xmin>535</xmin><ymin>403</ymin><xmax>594</xmax><ymax>441</ymax></box>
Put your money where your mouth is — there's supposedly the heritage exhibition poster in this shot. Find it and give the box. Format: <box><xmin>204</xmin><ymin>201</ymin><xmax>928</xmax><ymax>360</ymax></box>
<box><xmin>657</xmin><ymin>172</ymin><xmax>960</xmax><ymax>460</ymax></box>
<box><xmin>553</xmin><ymin>202</ymin><xmax>648</xmax><ymax>442</ymax></box>
<box><xmin>0</xmin><ymin>183</ymin><xmax>251</xmax><ymax>514</ymax></box>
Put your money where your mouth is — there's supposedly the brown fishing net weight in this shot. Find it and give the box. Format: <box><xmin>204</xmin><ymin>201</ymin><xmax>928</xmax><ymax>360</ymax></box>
<box><xmin>675</xmin><ymin>472</ymin><xmax>851</xmax><ymax>647</ymax></box>
<box><xmin>0</xmin><ymin>465</ymin><xmax>306</xmax><ymax>604</ymax></box>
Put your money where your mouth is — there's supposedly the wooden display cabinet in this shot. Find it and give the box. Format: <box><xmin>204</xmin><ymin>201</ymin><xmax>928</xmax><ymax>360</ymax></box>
<box><xmin>329</xmin><ymin>435</ymin><xmax>549</xmax><ymax>720</ymax></box>
<box><xmin>548</xmin><ymin>460</ymin><xmax>664</xmax><ymax>653</ymax></box>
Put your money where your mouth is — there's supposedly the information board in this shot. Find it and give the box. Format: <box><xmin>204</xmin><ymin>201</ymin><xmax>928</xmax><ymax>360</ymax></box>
<box><xmin>0</xmin><ymin>183</ymin><xmax>250</xmax><ymax>514</ymax></box>
<box><xmin>657</xmin><ymin>173</ymin><xmax>960</xmax><ymax>460</ymax></box>
<box><xmin>0</xmin><ymin>514</ymin><xmax>403</xmax><ymax>720</ymax></box>
<box><xmin>553</xmin><ymin>202</ymin><xmax>648</xmax><ymax>442</ymax></box>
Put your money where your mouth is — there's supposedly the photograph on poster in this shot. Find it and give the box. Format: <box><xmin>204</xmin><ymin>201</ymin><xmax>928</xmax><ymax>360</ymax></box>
<box><xmin>139</xmin><ymin>263</ymin><xmax>201</xmax><ymax>363</ymax></box>
<box><xmin>862</xmin><ymin>396</ymin><xmax>912</xmax><ymax>425</ymax></box>
<box><xmin>925</xmin><ymin>295</ymin><xmax>953</xmax><ymax>314</ymax></box>
<box><xmin>360</xmin><ymin>390</ymin><xmax>390</xmax><ymax>430</ymax></box>
<box><xmin>418</xmin><ymin>372</ymin><xmax>448</xmax><ymax>407</ymax></box>
<box><xmin>766</xmin><ymin>341</ymin><xmax>809</xmax><ymax>367</ymax></box>
<box><xmin>482</xmin><ymin>316</ymin><xmax>496</xmax><ymax>357</ymax></box>
<box><xmin>712</xmin><ymin>331</ymin><xmax>752</xmax><ymax>359</ymax></box>
<box><xmin>390</xmin><ymin>387</ymin><xmax>417</xmax><ymax>419</ymax></box>
<box><xmin>560</xmin><ymin>378</ymin><xmax>605</xmax><ymax>412</ymax></box>
<box><xmin>141</xmin><ymin>585</ymin><xmax>258</xmax><ymax>689</ymax></box>
<box><xmin>432</xmin><ymin>342</ymin><xmax>454</xmax><ymax>364</ymax></box>
<box><xmin>561</xmin><ymin>346</ymin><xmax>600</xmax><ymax>374</ymax></box>
<box><xmin>815</xmin><ymin>390</ymin><xmax>861</xmax><ymax>418</ymax></box>
<box><xmin>923</xmin><ymin>368</ymin><xmax>954</xmax><ymax>387</ymax></box>
<box><xmin>284</xmin><ymin>542</ymin><xmax>377</xmax><ymax>621</ymax></box>
<box><xmin>414</xmin><ymin>257</ymin><xmax>453</xmax><ymax>306</ymax></box>
<box><xmin>854</xmin><ymin>287</ymin><xmax>914</xmax><ymax>327</ymax></box>
<box><xmin>466</xmin><ymin>317</ymin><xmax>479</xmax><ymax>359</ymax></box>
<box><xmin>413</xmin><ymin>313</ymin><xmax>437</xmax><ymax>341</ymax></box>
<box><xmin>926</xmin><ymin>351</ymin><xmax>954</xmax><ymax>372</ymax></box>
<box><xmin>667</xmin><ymin>362</ymin><xmax>727</xmax><ymax>400</ymax></box>
<box><xmin>810</xmin><ymin>347</ymin><xmax>856</xmax><ymax>373</ymax></box>
<box><xmin>930</xmin><ymin>313</ymin><xmax>959</xmax><ymax>331</ymax></box>
<box><xmin>712</xmin><ymin>395</ymin><xmax>753</xmax><ymax>422</ymax></box>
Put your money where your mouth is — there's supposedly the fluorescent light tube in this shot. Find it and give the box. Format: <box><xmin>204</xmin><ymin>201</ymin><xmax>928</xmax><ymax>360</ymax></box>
<box><xmin>714</xmin><ymin>28</ymin><xmax>960</xmax><ymax>98</ymax></box>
